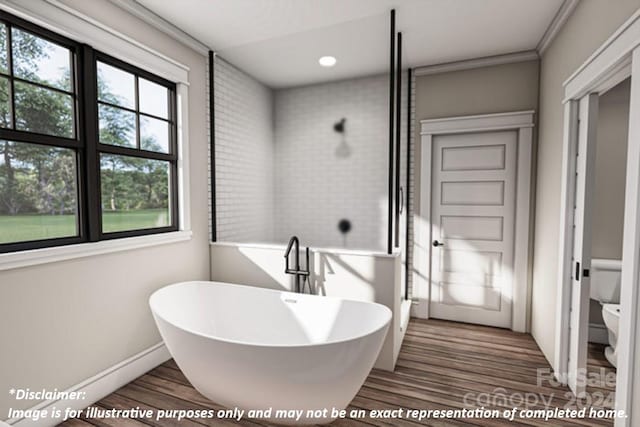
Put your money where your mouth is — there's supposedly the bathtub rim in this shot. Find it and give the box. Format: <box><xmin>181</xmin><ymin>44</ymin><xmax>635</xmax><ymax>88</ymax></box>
<box><xmin>150</xmin><ymin>280</ymin><xmax>392</xmax><ymax>349</ymax></box>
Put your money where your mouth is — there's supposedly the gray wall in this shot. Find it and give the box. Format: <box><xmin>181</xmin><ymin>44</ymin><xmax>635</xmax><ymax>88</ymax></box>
<box><xmin>589</xmin><ymin>78</ymin><xmax>630</xmax><ymax>329</ymax></box>
<box><xmin>593</xmin><ymin>79</ymin><xmax>630</xmax><ymax>261</ymax></box>
<box><xmin>412</xmin><ymin>59</ymin><xmax>539</xmax><ymax>325</ymax></box>
<box><xmin>0</xmin><ymin>0</ymin><xmax>210</xmax><ymax>415</ymax></box>
<box><xmin>413</xmin><ymin>59</ymin><xmax>540</xmax><ymax>213</ymax></box>
<box><xmin>414</xmin><ymin>60</ymin><xmax>540</xmax><ymax>122</ymax></box>
<box><xmin>532</xmin><ymin>0</ymin><xmax>640</xmax><ymax>365</ymax></box>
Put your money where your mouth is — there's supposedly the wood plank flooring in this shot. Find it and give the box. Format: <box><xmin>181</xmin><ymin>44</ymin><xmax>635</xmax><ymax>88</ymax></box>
<box><xmin>59</xmin><ymin>319</ymin><xmax>616</xmax><ymax>426</ymax></box>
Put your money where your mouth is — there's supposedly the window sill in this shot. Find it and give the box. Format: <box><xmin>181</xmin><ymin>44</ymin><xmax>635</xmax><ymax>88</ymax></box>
<box><xmin>0</xmin><ymin>230</ymin><xmax>192</xmax><ymax>272</ymax></box>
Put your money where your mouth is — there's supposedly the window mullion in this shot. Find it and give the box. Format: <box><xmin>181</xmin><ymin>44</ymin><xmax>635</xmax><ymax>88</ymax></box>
<box><xmin>70</xmin><ymin>49</ymin><xmax>78</xmax><ymax>140</ymax></box>
<box><xmin>6</xmin><ymin>23</ymin><xmax>15</xmax><ymax>129</ymax></box>
<box><xmin>0</xmin><ymin>129</ymin><xmax>81</xmax><ymax>148</ymax></box>
<box><xmin>81</xmin><ymin>44</ymin><xmax>101</xmax><ymax>242</ymax></box>
<box><xmin>98</xmin><ymin>143</ymin><xmax>176</xmax><ymax>161</ymax></box>
<box><xmin>135</xmin><ymin>74</ymin><xmax>140</xmax><ymax>150</ymax></box>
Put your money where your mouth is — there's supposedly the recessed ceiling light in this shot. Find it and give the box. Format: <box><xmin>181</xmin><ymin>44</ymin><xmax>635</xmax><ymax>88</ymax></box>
<box><xmin>319</xmin><ymin>56</ymin><xmax>337</xmax><ymax>67</ymax></box>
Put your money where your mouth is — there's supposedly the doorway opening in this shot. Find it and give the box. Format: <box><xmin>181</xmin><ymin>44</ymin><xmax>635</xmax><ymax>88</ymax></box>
<box><xmin>580</xmin><ymin>77</ymin><xmax>630</xmax><ymax>404</ymax></box>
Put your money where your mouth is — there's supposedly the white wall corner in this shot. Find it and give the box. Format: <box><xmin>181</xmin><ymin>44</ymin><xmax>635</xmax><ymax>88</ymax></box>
<box><xmin>537</xmin><ymin>0</ymin><xmax>580</xmax><ymax>54</ymax></box>
<box><xmin>105</xmin><ymin>0</ymin><xmax>210</xmax><ymax>55</ymax></box>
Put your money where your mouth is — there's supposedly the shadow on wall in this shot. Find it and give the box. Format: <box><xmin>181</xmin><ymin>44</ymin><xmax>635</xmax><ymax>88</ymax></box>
<box><xmin>209</xmin><ymin>243</ymin><xmax>396</xmax><ymax>304</ymax></box>
<box><xmin>334</xmin><ymin>117</ymin><xmax>351</xmax><ymax>158</ymax></box>
<box><xmin>211</xmin><ymin>222</ymin><xmax>511</xmax><ymax>312</ymax></box>
<box><xmin>209</xmin><ymin>245</ymin><xmax>291</xmax><ymax>290</ymax></box>
<box><xmin>314</xmin><ymin>253</ymin><xmax>376</xmax><ymax>300</ymax></box>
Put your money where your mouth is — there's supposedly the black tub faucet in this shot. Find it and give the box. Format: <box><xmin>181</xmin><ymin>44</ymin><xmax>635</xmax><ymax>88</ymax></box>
<box><xmin>284</xmin><ymin>236</ymin><xmax>310</xmax><ymax>293</ymax></box>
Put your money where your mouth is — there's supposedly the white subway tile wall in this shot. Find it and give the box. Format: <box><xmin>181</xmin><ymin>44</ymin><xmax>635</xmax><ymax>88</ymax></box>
<box><xmin>210</xmin><ymin>56</ymin><xmax>275</xmax><ymax>242</ymax></box>
<box><xmin>208</xmin><ymin>58</ymin><xmax>414</xmax><ymax>295</ymax></box>
<box><xmin>398</xmin><ymin>72</ymin><xmax>410</xmax><ymax>298</ymax></box>
<box><xmin>407</xmin><ymin>70</ymin><xmax>416</xmax><ymax>296</ymax></box>
<box><xmin>274</xmin><ymin>75</ymin><xmax>407</xmax><ymax>252</ymax></box>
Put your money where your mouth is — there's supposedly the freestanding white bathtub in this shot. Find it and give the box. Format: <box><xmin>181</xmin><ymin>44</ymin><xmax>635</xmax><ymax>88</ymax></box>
<box><xmin>149</xmin><ymin>281</ymin><xmax>391</xmax><ymax>425</ymax></box>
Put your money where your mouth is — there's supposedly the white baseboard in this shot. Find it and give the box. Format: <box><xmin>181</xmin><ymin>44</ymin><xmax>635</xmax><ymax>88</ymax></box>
<box><xmin>5</xmin><ymin>342</ymin><xmax>170</xmax><ymax>427</ymax></box>
<box><xmin>400</xmin><ymin>299</ymin><xmax>412</xmax><ymax>333</ymax></box>
<box><xmin>589</xmin><ymin>322</ymin><xmax>610</xmax><ymax>345</ymax></box>
<box><xmin>410</xmin><ymin>298</ymin><xmax>428</xmax><ymax>319</ymax></box>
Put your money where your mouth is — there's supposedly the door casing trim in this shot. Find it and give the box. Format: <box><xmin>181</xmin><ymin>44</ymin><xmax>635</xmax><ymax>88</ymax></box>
<box><xmin>413</xmin><ymin>110</ymin><xmax>534</xmax><ymax>333</ymax></box>
<box><xmin>557</xmin><ymin>8</ymin><xmax>640</xmax><ymax>426</ymax></box>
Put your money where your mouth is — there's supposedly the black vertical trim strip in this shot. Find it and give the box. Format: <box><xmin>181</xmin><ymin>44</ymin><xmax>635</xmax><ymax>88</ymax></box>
<box><xmin>209</xmin><ymin>50</ymin><xmax>217</xmax><ymax>242</ymax></box>
<box><xmin>81</xmin><ymin>44</ymin><xmax>100</xmax><ymax>241</ymax></box>
<box><xmin>387</xmin><ymin>9</ymin><xmax>395</xmax><ymax>255</ymax></box>
<box><xmin>71</xmin><ymin>46</ymin><xmax>83</xmax><ymax>240</ymax></box>
<box><xmin>394</xmin><ymin>32</ymin><xmax>402</xmax><ymax>248</ymax></box>
<box><xmin>7</xmin><ymin>24</ymin><xmax>15</xmax><ymax>129</ymax></box>
<box><xmin>169</xmin><ymin>86</ymin><xmax>179</xmax><ymax>230</ymax></box>
<box><xmin>134</xmin><ymin>75</ymin><xmax>140</xmax><ymax>149</ymax></box>
<box><xmin>405</xmin><ymin>68</ymin><xmax>412</xmax><ymax>300</ymax></box>
<box><xmin>70</xmin><ymin>49</ymin><xmax>78</xmax><ymax>140</ymax></box>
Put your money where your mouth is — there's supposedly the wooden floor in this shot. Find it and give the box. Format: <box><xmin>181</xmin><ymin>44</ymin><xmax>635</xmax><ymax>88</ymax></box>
<box><xmin>60</xmin><ymin>319</ymin><xmax>616</xmax><ymax>427</ymax></box>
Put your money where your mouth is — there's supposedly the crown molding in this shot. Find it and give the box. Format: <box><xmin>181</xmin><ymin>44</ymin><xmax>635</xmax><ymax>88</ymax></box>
<box><xmin>107</xmin><ymin>0</ymin><xmax>211</xmax><ymax>56</ymax></box>
<box><xmin>537</xmin><ymin>0</ymin><xmax>580</xmax><ymax>54</ymax></box>
<box><xmin>413</xmin><ymin>50</ymin><xmax>539</xmax><ymax>77</ymax></box>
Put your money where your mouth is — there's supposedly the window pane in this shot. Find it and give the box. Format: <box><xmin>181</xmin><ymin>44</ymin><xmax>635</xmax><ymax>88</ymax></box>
<box><xmin>140</xmin><ymin>116</ymin><xmax>169</xmax><ymax>153</ymax></box>
<box><xmin>0</xmin><ymin>140</ymin><xmax>78</xmax><ymax>244</ymax></box>
<box><xmin>99</xmin><ymin>104</ymin><xmax>136</xmax><ymax>148</ymax></box>
<box><xmin>100</xmin><ymin>154</ymin><xmax>171</xmax><ymax>233</ymax></box>
<box><xmin>0</xmin><ymin>77</ymin><xmax>11</xmax><ymax>128</ymax></box>
<box><xmin>0</xmin><ymin>24</ymin><xmax>7</xmax><ymax>74</ymax></box>
<box><xmin>14</xmin><ymin>81</ymin><xmax>74</xmax><ymax>138</ymax></box>
<box><xmin>139</xmin><ymin>78</ymin><xmax>168</xmax><ymax>119</ymax></box>
<box><xmin>97</xmin><ymin>62</ymin><xmax>135</xmax><ymax>109</ymax></box>
<box><xmin>12</xmin><ymin>27</ymin><xmax>71</xmax><ymax>91</ymax></box>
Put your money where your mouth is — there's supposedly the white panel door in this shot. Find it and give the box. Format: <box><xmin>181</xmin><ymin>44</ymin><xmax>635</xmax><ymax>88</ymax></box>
<box><xmin>568</xmin><ymin>94</ymin><xmax>599</xmax><ymax>397</ymax></box>
<box><xmin>430</xmin><ymin>131</ymin><xmax>517</xmax><ymax>328</ymax></box>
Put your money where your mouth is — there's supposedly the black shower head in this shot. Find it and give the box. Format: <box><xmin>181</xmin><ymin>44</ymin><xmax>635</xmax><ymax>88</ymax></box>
<box><xmin>334</xmin><ymin>118</ymin><xmax>346</xmax><ymax>133</ymax></box>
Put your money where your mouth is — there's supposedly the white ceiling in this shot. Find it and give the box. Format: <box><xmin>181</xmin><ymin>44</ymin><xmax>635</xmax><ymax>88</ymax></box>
<box><xmin>135</xmin><ymin>0</ymin><xmax>564</xmax><ymax>88</ymax></box>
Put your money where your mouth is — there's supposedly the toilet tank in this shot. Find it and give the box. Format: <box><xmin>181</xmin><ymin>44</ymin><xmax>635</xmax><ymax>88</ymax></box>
<box><xmin>590</xmin><ymin>258</ymin><xmax>622</xmax><ymax>303</ymax></box>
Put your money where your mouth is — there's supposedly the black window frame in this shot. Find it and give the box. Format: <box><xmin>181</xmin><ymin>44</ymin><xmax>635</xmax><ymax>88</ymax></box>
<box><xmin>0</xmin><ymin>10</ymin><xmax>179</xmax><ymax>253</ymax></box>
<box><xmin>92</xmin><ymin>51</ymin><xmax>178</xmax><ymax>241</ymax></box>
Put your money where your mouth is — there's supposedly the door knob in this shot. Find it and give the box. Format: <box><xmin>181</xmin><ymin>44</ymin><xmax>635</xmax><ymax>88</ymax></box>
<box><xmin>432</xmin><ymin>240</ymin><xmax>445</xmax><ymax>247</ymax></box>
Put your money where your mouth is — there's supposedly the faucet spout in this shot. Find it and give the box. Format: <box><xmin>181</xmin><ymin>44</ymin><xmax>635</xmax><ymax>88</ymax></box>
<box><xmin>284</xmin><ymin>236</ymin><xmax>310</xmax><ymax>293</ymax></box>
<box><xmin>284</xmin><ymin>236</ymin><xmax>299</xmax><ymax>259</ymax></box>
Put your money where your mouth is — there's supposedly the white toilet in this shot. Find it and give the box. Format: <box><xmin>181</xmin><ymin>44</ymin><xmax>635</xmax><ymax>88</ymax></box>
<box><xmin>590</xmin><ymin>258</ymin><xmax>621</xmax><ymax>368</ymax></box>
